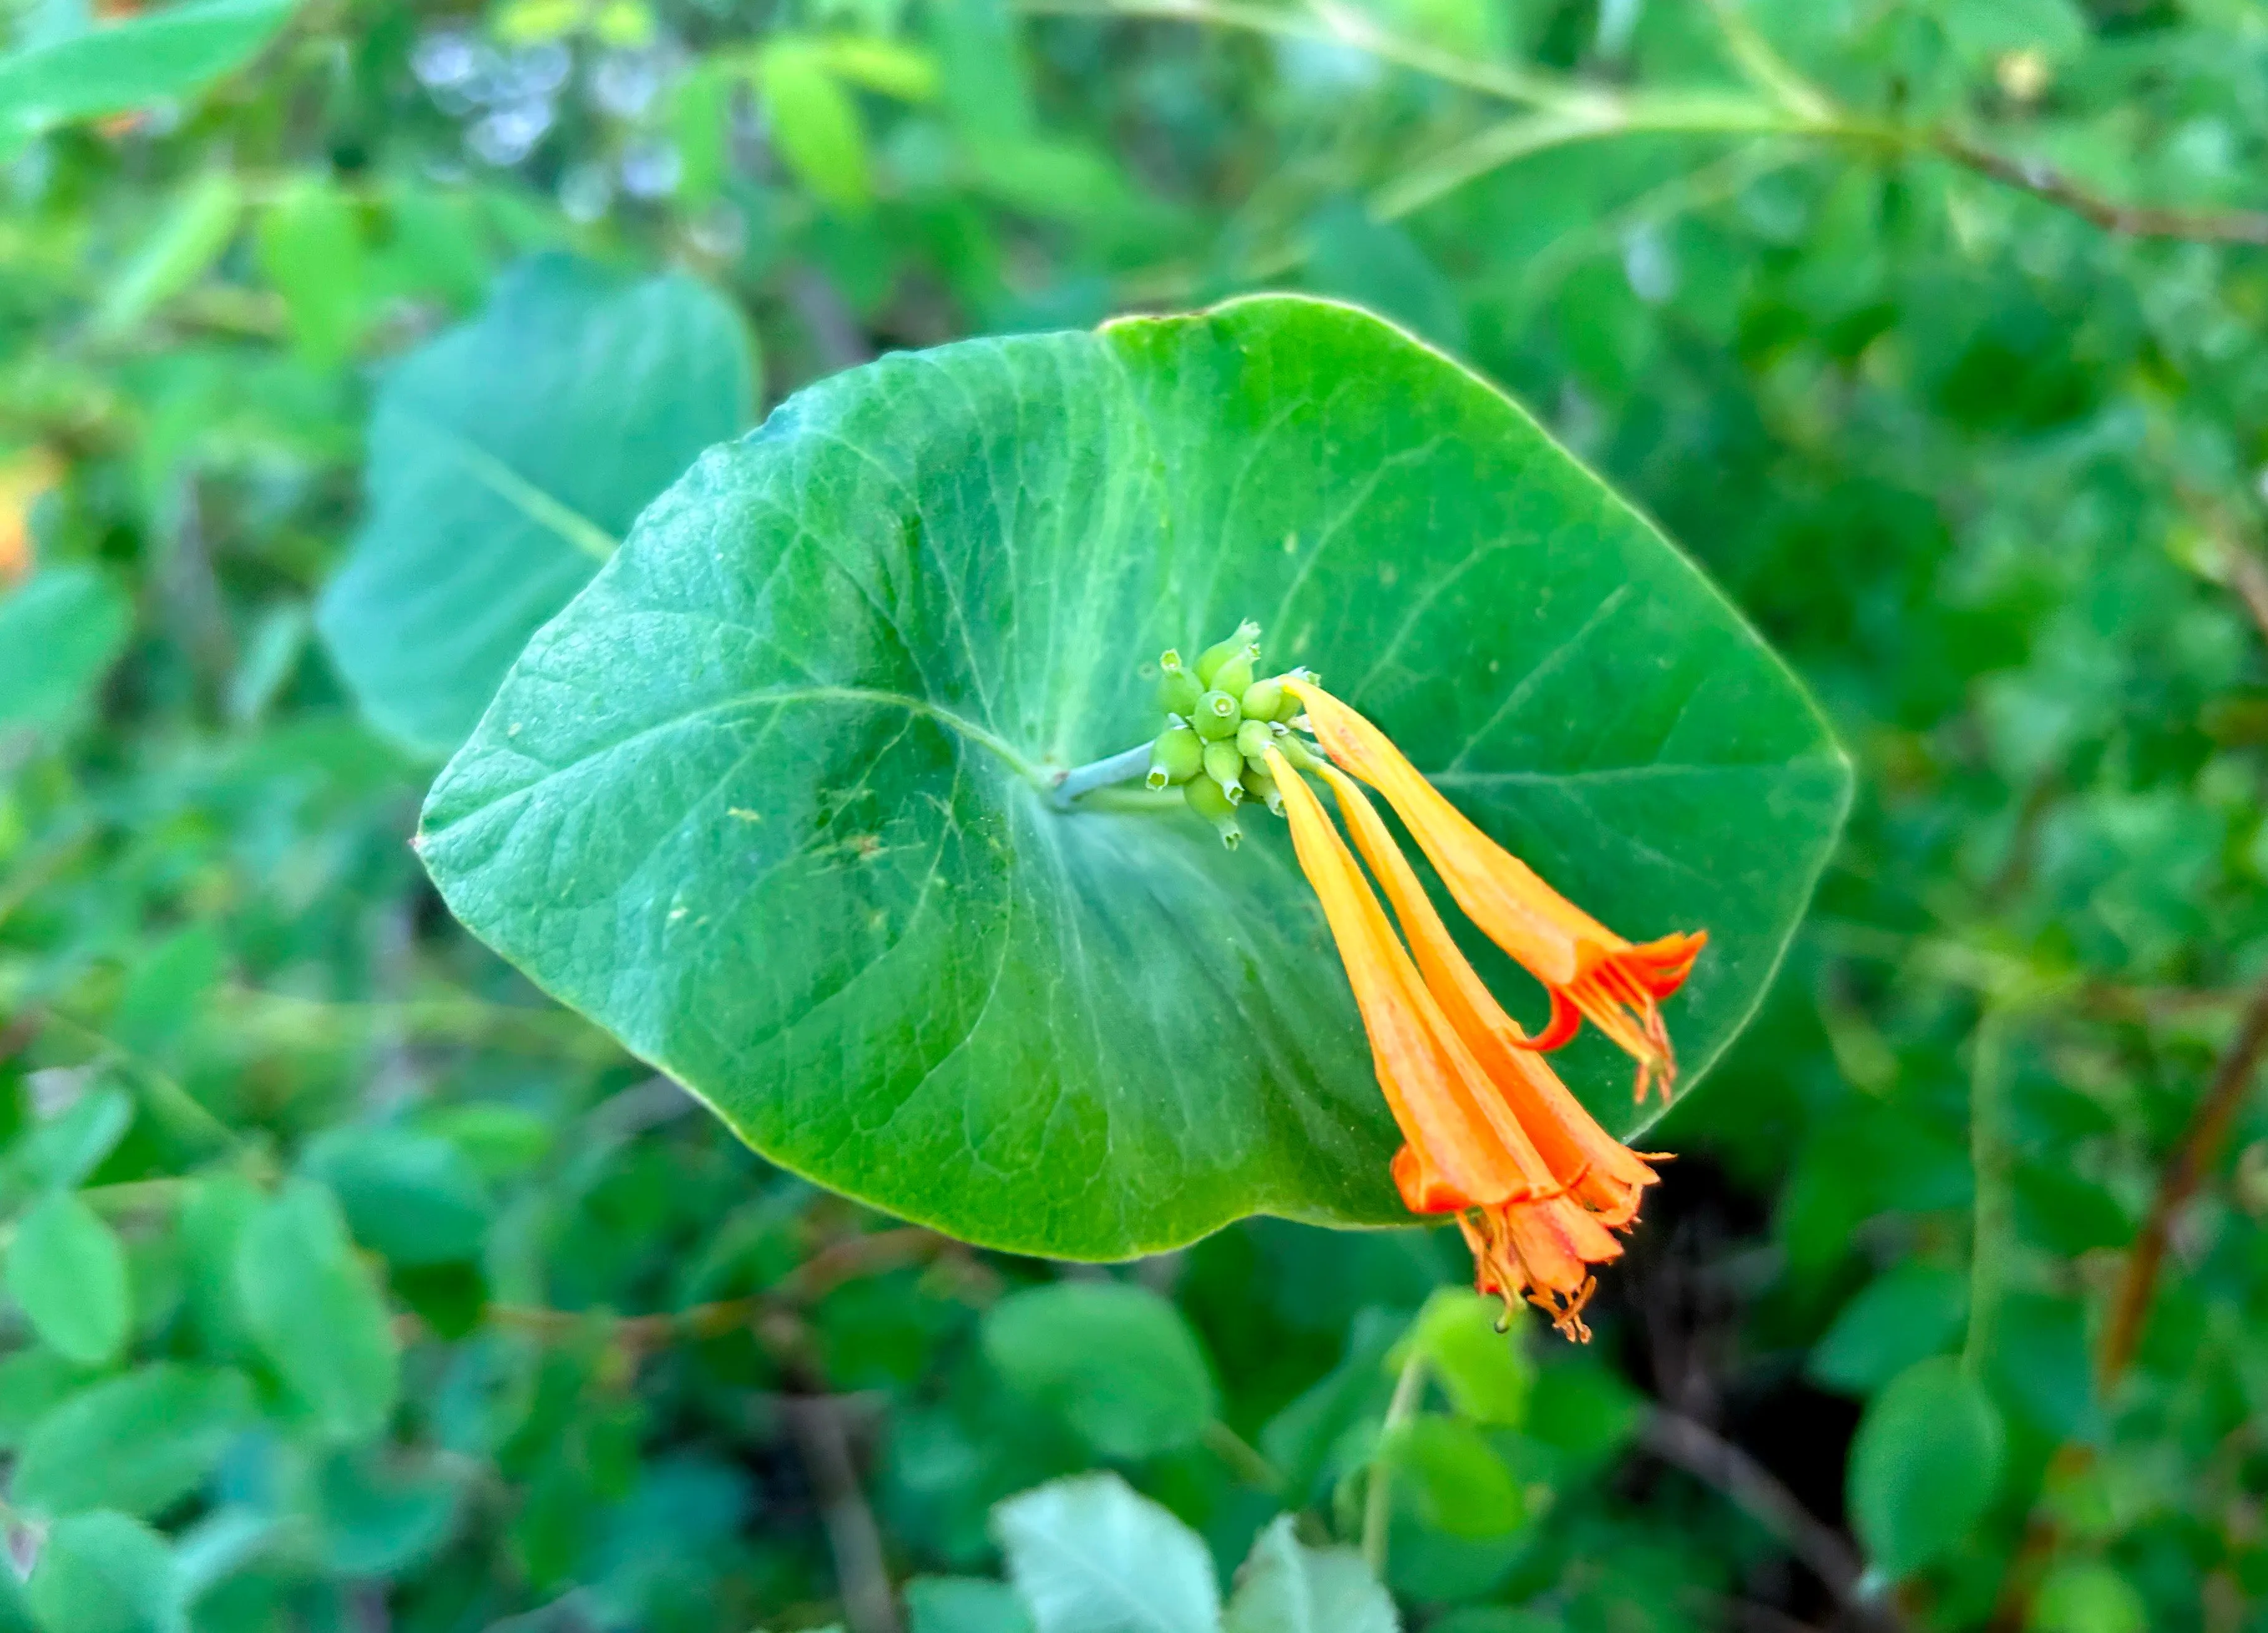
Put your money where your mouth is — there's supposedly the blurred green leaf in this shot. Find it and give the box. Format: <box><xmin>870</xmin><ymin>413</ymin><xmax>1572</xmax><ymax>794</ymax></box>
<box><xmin>23</xmin><ymin>1511</ymin><xmax>178</xmax><ymax>1633</ymax></box>
<box><xmin>1222</xmin><ymin>1515</ymin><xmax>1396</xmax><ymax>1633</ymax></box>
<box><xmin>14</xmin><ymin>1089</ymin><xmax>133</xmax><ymax>1194</ymax></box>
<box><xmin>757</xmin><ymin>40</ymin><xmax>871</xmax><ymax>212</ymax></box>
<box><xmin>992</xmin><ymin>1472</ymin><xmax>1220</xmax><ymax>1633</ymax></box>
<box><xmin>313</xmin><ymin>1447</ymin><xmax>464</xmax><ymax>1574</ymax></box>
<box><xmin>418</xmin><ymin>296</ymin><xmax>1848</xmax><ymax>1258</ymax></box>
<box><xmin>907</xmin><ymin>1578</ymin><xmax>1035</xmax><ymax>1633</ymax></box>
<box><xmin>1384</xmin><ymin>1417</ymin><xmax>1524</xmax><ymax>1539</ymax></box>
<box><xmin>234</xmin><ymin>1179</ymin><xmax>399</xmax><ymax>1442</ymax></box>
<box><xmin>1806</xmin><ymin>1264</ymin><xmax>1966</xmax><ymax>1396</ymax></box>
<box><xmin>92</xmin><ymin>170</ymin><xmax>243</xmax><ymax>337</ymax></box>
<box><xmin>255</xmin><ymin>175</ymin><xmax>369</xmax><ymax>368</ymax></box>
<box><xmin>982</xmin><ymin>1282</ymin><xmax>1218</xmax><ymax>1460</ymax></box>
<box><xmin>0</xmin><ymin>568</ymin><xmax>131</xmax><ymax>737</ymax></box>
<box><xmin>2030</xmin><ymin>1559</ymin><xmax>2146</xmax><ymax>1633</ymax></box>
<box><xmin>816</xmin><ymin>36</ymin><xmax>939</xmax><ymax>102</ymax></box>
<box><xmin>304</xmin><ymin>1125</ymin><xmax>492</xmax><ymax>1267</ymax></box>
<box><xmin>0</xmin><ymin>1349</ymin><xmax>93</xmax><ymax>1452</ymax></box>
<box><xmin>7</xmin><ymin>1190</ymin><xmax>130</xmax><ymax>1366</ymax></box>
<box><xmin>0</xmin><ymin>0</ymin><xmax>298</xmax><ymax>133</ymax></box>
<box><xmin>316</xmin><ymin>254</ymin><xmax>754</xmax><ymax>755</ymax></box>
<box><xmin>12</xmin><ymin>1364</ymin><xmax>251</xmax><ymax>1518</ymax></box>
<box><xmin>1389</xmin><ymin>1290</ymin><xmax>1532</xmax><ymax>1427</ymax></box>
<box><xmin>1848</xmin><ymin>1356</ymin><xmax>2005</xmax><ymax>1578</ymax></box>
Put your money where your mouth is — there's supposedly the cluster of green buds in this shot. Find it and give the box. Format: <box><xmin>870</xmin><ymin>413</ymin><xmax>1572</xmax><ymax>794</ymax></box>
<box><xmin>1144</xmin><ymin>619</ymin><xmax>1323</xmax><ymax>848</ymax></box>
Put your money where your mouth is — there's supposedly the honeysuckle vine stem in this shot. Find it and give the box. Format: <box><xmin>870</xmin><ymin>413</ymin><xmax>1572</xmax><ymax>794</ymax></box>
<box><xmin>1046</xmin><ymin>742</ymin><xmax>1157</xmax><ymax>809</ymax></box>
<box><xmin>1022</xmin><ymin>0</ymin><xmax>2268</xmax><ymax>255</ymax></box>
<box><xmin>1362</xmin><ymin>1349</ymin><xmax>1428</xmax><ymax>1577</ymax></box>
<box><xmin>1963</xmin><ymin>1007</ymin><xmax>2013</xmax><ymax>1379</ymax></box>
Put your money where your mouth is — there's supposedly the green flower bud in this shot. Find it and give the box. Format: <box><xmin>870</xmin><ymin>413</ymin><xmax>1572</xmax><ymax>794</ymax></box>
<box><xmin>1192</xmin><ymin>689</ymin><xmax>1242</xmax><ymax>740</ymax></box>
<box><xmin>1195</xmin><ymin>620</ymin><xmax>1261</xmax><ymax>687</ymax></box>
<box><xmin>1209</xmin><ymin>647</ymin><xmax>1257</xmax><ymax>698</ymax></box>
<box><xmin>1275</xmin><ymin>734</ymin><xmax>1326</xmax><ymax>773</ymax></box>
<box><xmin>1157</xmin><ymin>650</ymin><xmax>1203</xmax><ymax>716</ymax></box>
<box><xmin>1240</xmin><ymin>676</ymin><xmax>1286</xmax><ymax>722</ymax></box>
<box><xmin>1235</xmin><ymin>717</ymin><xmax>1275</xmax><ymax>760</ymax></box>
<box><xmin>1184</xmin><ymin>773</ymin><xmax>1243</xmax><ymax>848</ymax></box>
<box><xmin>1241</xmin><ymin>760</ymin><xmax>1283</xmax><ymax>816</ymax></box>
<box><xmin>1203</xmin><ymin>740</ymin><xmax>1245</xmax><ymax>803</ymax></box>
<box><xmin>1147</xmin><ymin>721</ymin><xmax>1203</xmax><ymax>788</ymax></box>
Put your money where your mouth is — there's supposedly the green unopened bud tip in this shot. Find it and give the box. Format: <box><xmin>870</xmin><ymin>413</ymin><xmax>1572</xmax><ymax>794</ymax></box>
<box><xmin>1149</xmin><ymin>721</ymin><xmax>1204</xmax><ymax>785</ymax></box>
<box><xmin>1192</xmin><ymin>690</ymin><xmax>1242</xmax><ymax>739</ymax></box>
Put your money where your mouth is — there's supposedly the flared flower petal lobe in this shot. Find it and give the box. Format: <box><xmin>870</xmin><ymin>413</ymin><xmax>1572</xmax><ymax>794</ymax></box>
<box><xmin>1267</xmin><ymin>747</ymin><xmax>1632</xmax><ymax>1336</ymax></box>
<box><xmin>1286</xmin><ymin>679</ymin><xmax>1705</xmax><ymax>1101</ymax></box>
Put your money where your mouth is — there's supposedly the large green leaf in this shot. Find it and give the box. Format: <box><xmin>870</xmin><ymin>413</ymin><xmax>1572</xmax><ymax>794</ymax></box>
<box><xmin>317</xmin><ymin>254</ymin><xmax>755</xmax><ymax>757</ymax></box>
<box><xmin>419</xmin><ymin>296</ymin><xmax>1849</xmax><ymax>1259</ymax></box>
<box><xmin>0</xmin><ymin>0</ymin><xmax>297</xmax><ymax>134</ymax></box>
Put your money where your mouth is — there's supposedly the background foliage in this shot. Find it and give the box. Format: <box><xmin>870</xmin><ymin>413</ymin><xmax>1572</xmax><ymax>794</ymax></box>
<box><xmin>3</xmin><ymin>1</ymin><xmax>2267</xmax><ymax>1631</ymax></box>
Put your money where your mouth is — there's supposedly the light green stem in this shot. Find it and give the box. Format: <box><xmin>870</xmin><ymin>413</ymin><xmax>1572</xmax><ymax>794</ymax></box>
<box><xmin>1964</xmin><ymin>1005</ymin><xmax>2012</xmax><ymax>1378</ymax></box>
<box><xmin>1046</xmin><ymin>743</ymin><xmax>1156</xmax><ymax>809</ymax></box>
<box><xmin>1362</xmin><ymin>1351</ymin><xmax>1428</xmax><ymax>1578</ymax></box>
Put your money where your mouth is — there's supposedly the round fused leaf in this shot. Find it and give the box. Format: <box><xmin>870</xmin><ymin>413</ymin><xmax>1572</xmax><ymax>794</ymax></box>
<box><xmin>419</xmin><ymin>295</ymin><xmax>1849</xmax><ymax>1258</ymax></box>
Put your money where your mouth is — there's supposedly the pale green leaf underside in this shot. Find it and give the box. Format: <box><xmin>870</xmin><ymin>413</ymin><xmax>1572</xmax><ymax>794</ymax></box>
<box><xmin>420</xmin><ymin>295</ymin><xmax>1849</xmax><ymax>1258</ymax></box>
<box><xmin>318</xmin><ymin>254</ymin><xmax>754</xmax><ymax>757</ymax></box>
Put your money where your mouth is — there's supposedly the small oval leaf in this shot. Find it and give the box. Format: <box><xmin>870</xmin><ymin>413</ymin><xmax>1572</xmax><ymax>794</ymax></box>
<box><xmin>982</xmin><ymin>1281</ymin><xmax>1218</xmax><ymax>1459</ymax></box>
<box><xmin>1847</xmin><ymin>1356</ymin><xmax>2005</xmax><ymax>1578</ymax></box>
<box><xmin>6</xmin><ymin>1191</ymin><xmax>130</xmax><ymax>1367</ymax></box>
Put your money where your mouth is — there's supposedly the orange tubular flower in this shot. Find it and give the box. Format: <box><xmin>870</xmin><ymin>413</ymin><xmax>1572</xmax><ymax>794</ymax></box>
<box><xmin>1313</xmin><ymin>760</ymin><xmax>1663</xmax><ymax>1230</ymax></box>
<box><xmin>1286</xmin><ymin>679</ymin><xmax>1706</xmax><ymax>1103</ymax></box>
<box><xmin>1266</xmin><ymin>746</ymin><xmax>1628</xmax><ymax>1338</ymax></box>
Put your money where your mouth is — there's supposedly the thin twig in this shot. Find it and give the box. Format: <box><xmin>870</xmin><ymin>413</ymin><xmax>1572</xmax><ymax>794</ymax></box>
<box><xmin>1026</xmin><ymin>0</ymin><xmax>2268</xmax><ymax>252</ymax></box>
<box><xmin>1639</xmin><ymin>1410</ymin><xmax>1881</xmax><ymax>1618</ymax></box>
<box><xmin>781</xmin><ymin>1395</ymin><xmax>902</xmax><ymax>1633</ymax></box>
<box><xmin>2097</xmin><ymin>969</ymin><xmax>2268</xmax><ymax>1388</ymax></box>
<box><xmin>485</xmin><ymin>1227</ymin><xmax>944</xmax><ymax>1356</ymax></box>
<box><xmin>1933</xmin><ymin>133</ymin><xmax>2268</xmax><ymax>247</ymax></box>
<box><xmin>1964</xmin><ymin>1007</ymin><xmax>2013</xmax><ymax>1379</ymax></box>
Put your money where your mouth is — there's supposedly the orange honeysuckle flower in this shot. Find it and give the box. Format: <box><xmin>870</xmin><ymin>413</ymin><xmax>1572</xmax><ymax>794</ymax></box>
<box><xmin>1265</xmin><ymin>745</ymin><xmax>1627</xmax><ymax>1338</ymax></box>
<box><xmin>1313</xmin><ymin>759</ymin><xmax>1663</xmax><ymax>1229</ymax></box>
<box><xmin>1286</xmin><ymin>679</ymin><xmax>1705</xmax><ymax>1103</ymax></box>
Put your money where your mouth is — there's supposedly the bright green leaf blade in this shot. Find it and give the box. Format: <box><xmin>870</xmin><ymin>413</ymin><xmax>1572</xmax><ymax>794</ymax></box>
<box><xmin>992</xmin><ymin>1473</ymin><xmax>1221</xmax><ymax>1633</ymax></box>
<box><xmin>316</xmin><ymin>254</ymin><xmax>755</xmax><ymax>756</ymax></box>
<box><xmin>233</xmin><ymin>1179</ymin><xmax>400</xmax><ymax>1442</ymax></box>
<box><xmin>0</xmin><ymin>0</ymin><xmax>298</xmax><ymax>132</ymax></box>
<box><xmin>23</xmin><ymin>1511</ymin><xmax>178</xmax><ymax>1633</ymax></box>
<box><xmin>1223</xmin><ymin>1515</ymin><xmax>1397</xmax><ymax>1633</ymax></box>
<box><xmin>419</xmin><ymin>295</ymin><xmax>1850</xmax><ymax>1258</ymax></box>
<box><xmin>6</xmin><ymin>1191</ymin><xmax>130</xmax><ymax>1366</ymax></box>
<box><xmin>980</xmin><ymin>1281</ymin><xmax>1219</xmax><ymax>1459</ymax></box>
<box><xmin>0</xmin><ymin>567</ymin><xmax>132</xmax><ymax>737</ymax></box>
<box><xmin>12</xmin><ymin>1364</ymin><xmax>251</xmax><ymax>1518</ymax></box>
<box><xmin>1847</xmin><ymin>1355</ymin><xmax>2005</xmax><ymax>1578</ymax></box>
